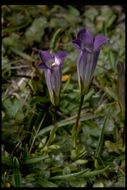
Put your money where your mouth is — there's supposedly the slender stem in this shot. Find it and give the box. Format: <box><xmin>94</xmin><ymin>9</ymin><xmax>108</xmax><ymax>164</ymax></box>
<box><xmin>72</xmin><ymin>94</ymin><xmax>84</xmax><ymax>147</ymax></box>
<box><xmin>75</xmin><ymin>94</ymin><xmax>84</xmax><ymax>132</ymax></box>
<box><xmin>46</xmin><ymin>106</ymin><xmax>57</xmax><ymax>146</ymax></box>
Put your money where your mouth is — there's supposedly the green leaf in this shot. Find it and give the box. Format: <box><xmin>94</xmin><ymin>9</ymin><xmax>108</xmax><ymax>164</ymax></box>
<box><xmin>3</xmin><ymin>98</ymin><xmax>23</xmax><ymax>118</ymax></box>
<box><xmin>104</xmin><ymin>86</ymin><xmax>118</xmax><ymax>101</ymax></box>
<box><xmin>50</xmin><ymin>166</ymin><xmax>109</xmax><ymax>180</ymax></box>
<box><xmin>50</xmin><ymin>169</ymin><xmax>89</xmax><ymax>180</ymax></box>
<box><xmin>38</xmin><ymin>112</ymin><xmax>97</xmax><ymax>137</ymax></box>
<box><xmin>95</xmin><ymin>113</ymin><xmax>109</xmax><ymax>158</ymax></box>
<box><xmin>3</xmin><ymin>33</ymin><xmax>25</xmax><ymax>51</ymax></box>
<box><xmin>50</xmin><ymin>28</ymin><xmax>63</xmax><ymax>51</ymax></box>
<box><xmin>25</xmin><ymin>17</ymin><xmax>47</xmax><ymax>45</ymax></box>
<box><xmin>10</xmin><ymin>47</ymin><xmax>35</xmax><ymax>62</ymax></box>
<box><xmin>13</xmin><ymin>157</ymin><xmax>22</xmax><ymax>187</ymax></box>
<box><xmin>2</xmin><ymin>155</ymin><xmax>12</xmax><ymax>167</ymax></box>
<box><xmin>67</xmin><ymin>5</ymin><xmax>80</xmax><ymax>16</ymax></box>
<box><xmin>37</xmin><ymin>179</ymin><xmax>58</xmax><ymax>187</ymax></box>
<box><xmin>105</xmin><ymin>140</ymin><xmax>124</xmax><ymax>154</ymax></box>
<box><xmin>73</xmin><ymin>159</ymin><xmax>88</xmax><ymax>165</ymax></box>
<box><xmin>23</xmin><ymin>155</ymin><xmax>48</xmax><ymax>165</ymax></box>
<box><xmin>117</xmin><ymin>62</ymin><xmax>125</xmax><ymax>110</ymax></box>
<box><xmin>93</xmin><ymin>181</ymin><xmax>104</xmax><ymax>187</ymax></box>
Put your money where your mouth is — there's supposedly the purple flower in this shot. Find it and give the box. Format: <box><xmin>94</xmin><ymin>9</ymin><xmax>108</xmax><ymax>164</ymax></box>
<box><xmin>38</xmin><ymin>50</ymin><xmax>67</xmax><ymax>106</ymax></box>
<box><xmin>73</xmin><ymin>28</ymin><xmax>109</xmax><ymax>95</ymax></box>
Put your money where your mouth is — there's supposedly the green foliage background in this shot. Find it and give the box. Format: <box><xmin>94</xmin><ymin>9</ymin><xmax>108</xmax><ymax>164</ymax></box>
<box><xmin>2</xmin><ymin>5</ymin><xmax>125</xmax><ymax>187</ymax></box>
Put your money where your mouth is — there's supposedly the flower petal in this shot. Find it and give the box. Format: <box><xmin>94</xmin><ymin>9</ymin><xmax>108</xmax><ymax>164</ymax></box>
<box><xmin>94</xmin><ymin>35</ymin><xmax>109</xmax><ymax>51</ymax></box>
<box><xmin>44</xmin><ymin>68</ymin><xmax>52</xmax><ymax>96</ymax></box>
<box><xmin>77</xmin><ymin>49</ymin><xmax>100</xmax><ymax>94</ymax></box>
<box><xmin>37</xmin><ymin>62</ymin><xmax>50</xmax><ymax>70</ymax></box>
<box><xmin>52</xmin><ymin>66</ymin><xmax>61</xmax><ymax>91</ymax></box>
<box><xmin>54</xmin><ymin>51</ymin><xmax>67</xmax><ymax>66</ymax></box>
<box><xmin>91</xmin><ymin>50</ymin><xmax>100</xmax><ymax>77</ymax></box>
<box><xmin>72</xmin><ymin>39</ymin><xmax>82</xmax><ymax>50</ymax></box>
<box><xmin>77</xmin><ymin>28</ymin><xmax>94</xmax><ymax>50</ymax></box>
<box><xmin>38</xmin><ymin>50</ymin><xmax>66</xmax><ymax>106</ymax></box>
<box><xmin>39</xmin><ymin>50</ymin><xmax>54</xmax><ymax>66</ymax></box>
<box><xmin>77</xmin><ymin>50</ymin><xmax>89</xmax><ymax>92</ymax></box>
<box><xmin>50</xmin><ymin>65</ymin><xmax>62</xmax><ymax>105</ymax></box>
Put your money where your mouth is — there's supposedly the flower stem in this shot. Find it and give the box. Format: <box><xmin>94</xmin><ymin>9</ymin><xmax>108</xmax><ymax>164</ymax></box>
<box><xmin>46</xmin><ymin>106</ymin><xmax>57</xmax><ymax>146</ymax></box>
<box><xmin>72</xmin><ymin>94</ymin><xmax>84</xmax><ymax>148</ymax></box>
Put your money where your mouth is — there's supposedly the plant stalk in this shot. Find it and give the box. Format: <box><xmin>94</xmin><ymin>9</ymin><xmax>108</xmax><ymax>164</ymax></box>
<box><xmin>46</xmin><ymin>106</ymin><xmax>57</xmax><ymax>146</ymax></box>
<box><xmin>72</xmin><ymin>94</ymin><xmax>84</xmax><ymax>147</ymax></box>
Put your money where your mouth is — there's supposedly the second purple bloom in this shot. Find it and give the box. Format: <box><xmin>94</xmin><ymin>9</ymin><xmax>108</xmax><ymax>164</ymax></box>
<box><xmin>73</xmin><ymin>28</ymin><xmax>109</xmax><ymax>95</ymax></box>
<box><xmin>38</xmin><ymin>50</ymin><xmax>67</xmax><ymax>106</ymax></box>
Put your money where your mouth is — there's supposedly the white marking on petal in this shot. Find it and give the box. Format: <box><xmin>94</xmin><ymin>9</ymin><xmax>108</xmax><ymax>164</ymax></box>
<box><xmin>52</xmin><ymin>62</ymin><xmax>58</xmax><ymax>66</ymax></box>
<box><xmin>54</xmin><ymin>57</ymin><xmax>61</xmax><ymax>65</ymax></box>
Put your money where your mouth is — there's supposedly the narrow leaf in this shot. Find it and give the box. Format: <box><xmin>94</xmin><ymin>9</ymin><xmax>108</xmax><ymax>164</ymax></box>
<box><xmin>13</xmin><ymin>157</ymin><xmax>21</xmax><ymax>187</ymax></box>
<box><xmin>95</xmin><ymin>113</ymin><xmax>109</xmax><ymax>158</ymax></box>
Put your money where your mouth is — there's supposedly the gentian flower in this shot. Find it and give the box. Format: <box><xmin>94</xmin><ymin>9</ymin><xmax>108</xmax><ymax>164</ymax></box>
<box><xmin>38</xmin><ymin>50</ymin><xmax>67</xmax><ymax>106</ymax></box>
<box><xmin>73</xmin><ymin>28</ymin><xmax>109</xmax><ymax>95</ymax></box>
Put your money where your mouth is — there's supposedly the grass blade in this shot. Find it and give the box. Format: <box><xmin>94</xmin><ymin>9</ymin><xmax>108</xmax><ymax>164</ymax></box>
<box><xmin>23</xmin><ymin>155</ymin><xmax>48</xmax><ymax>165</ymax></box>
<box><xmin>95</xmin><ymin>113</ymin><xmax>109</xmax><ymax>158</ymax></box>
<box><xmin>13</xmin><ymin>157</ymin><xmax>22</xmax><ymax>187</ymax></box>
<box><xmin>50</xmin><ymin>28</ymin><xmax>63</xmax><ymax>51</ymax></box>
<box><xmin>50</xmin><ymin>166</ymin><xmax>109</xmax><ymax>180</ymax></box>
<box><xmin>38</xmin><ymin>112</ymin><xmax>97</xmax><ymax>137</ymax></box>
